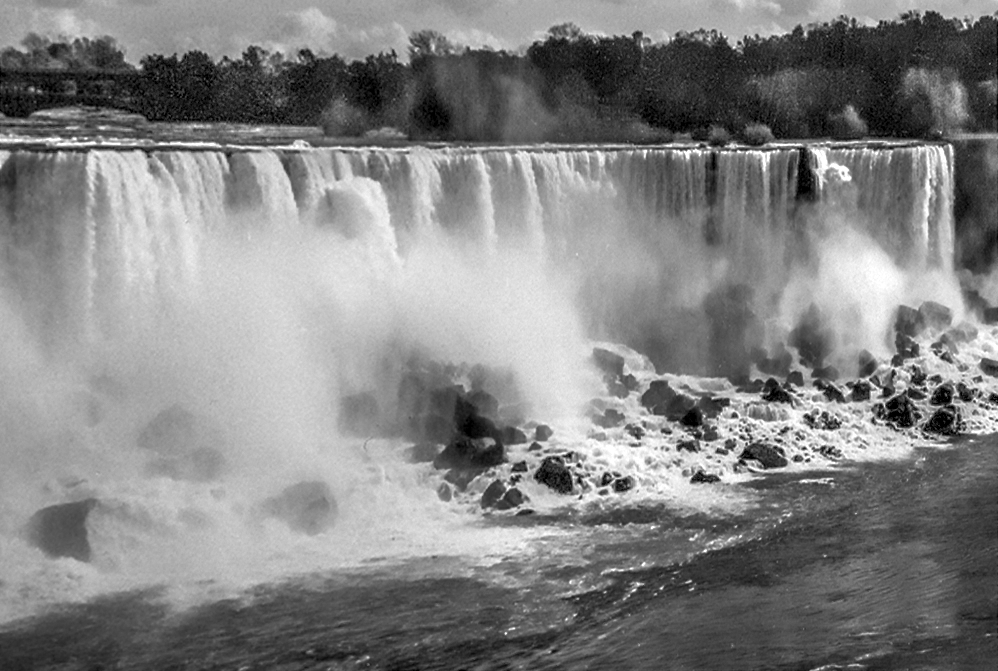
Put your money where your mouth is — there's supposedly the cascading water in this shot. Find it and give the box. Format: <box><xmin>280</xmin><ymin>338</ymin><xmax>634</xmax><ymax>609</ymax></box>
<box><xmin>0</xmin><ymin>141</ymin><xmax>967</xmax><ymax>622</ymax></box>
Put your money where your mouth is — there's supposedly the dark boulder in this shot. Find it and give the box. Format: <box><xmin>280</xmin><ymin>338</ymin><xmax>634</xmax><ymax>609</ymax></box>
<box><xmin>433</xmin><ymin>436</ymin><xmax>504</xmax><ymax>471</ymax></box>
<box><xmin>983</xmin><ymin>306</ymin><xmax>998</xmax><ymax>325</ymax></box>
<box><xmin>762</xmin><ymin>381</ymin><xmax>794</xmax><ymax>405</ymax></box>
<box><xmin>738</xmin><ymin>442</ymin><xmax>788</xmax><ymax>469</ymax></box>
<box><xmin>655</xmin><ymin>393</ymin><xmax>697</xmax><ymax>420</ymax></box>
<box><xmin>849</xmin><ymin>380</ymin><xmax>873</xmax><ymax>402</ymax></box>
<box><xmin>696</xmin><ymin>396</ymin><xmax>730</xmax><ymax>418</ymax></box>
<box><xmin>677</xmin><ymin>438</ymin><xmax>701</xmax><ymax>453</ymax></box>
<box><xmin>946</xmin><ymin>323</ymin><xmax>978</xmax><ymax>343</ymax></box>
<box><xmin>444</xmin><ymin>468</ymin><xmax>484</xmax><ymax>492</ymax></box>
<box><xmin>592</xmin><ymin>347</ymin><xmax>626</xmax><ymax>377</ymax></box>
<box><xmin>535</xmin><ymin>456</ymin><xmax>574</xmax><ymax>494</ymax></box>
<box><xmin>481</xmin><ymin>480</ymin><xmax>507</xmax><ymax>509</ymax></box>
<box><xmin>924</xmin><ymin>405</ymin><xmax>962</xmax><ymax>435</ymax></box>
<box><xmin>594</xmin><ymin>408</ymin><xmax>625</xmax><ymax>428</ymax></box>
<box><xmin>878</xmin><ymin>391</ymin><xmax>920</xmax><ymax>428</ymax></box>
<box><xmin>819</xmin><ymin>445</ymin><xmax>844</xmax><ymax>460</ymax></box>
<box><xmin>496</xmin><ymin>487</ymin><xmax>526</xmax><ymax>510</ymax></box>
<box><xmin>612</xmin><ymin>475</ymin><xmax>636</xmax><ymax>493</ymax></box>
<box><xmin>640</xmin><ymin>380</ymin><xmax>675</xmax><ymax>411</ymax></box>
<box><xmin>27</xmin><ymin>498</ymin><xmax>99</xmax><ymax>562</ymax></box>
<box><xmin>263</xmin><ymin>481</ymin><xmax>337</xmax><ymax>535</ymax></box>
<box><xmin>621</xmin><ymin>374</ymin><xmax>639</xmax><ymax>392</ymax></box>
<box><xmin>690</xmin><ymin>471</ymin><xmax>721</xmax><ymax>484</ymax></box>
<box><xmin>786</xmin><ymin>370</ymin><xmax>805</xmax><ymax>387</ymax></box>
<box><xmin>816</xmin><ymin>380</ymin><xmax>846</xmax><ymax>403</ymax></box>
<box><xmin>467</xmin><ymin>390</ymin><xmax>499</xmax><ymax>420</ymax></box>
<box><xmin>499</xmin><ymin>426</ymin><xmax>528</xmax><ymax>445</ymax></box>
<box><xmin>930</xmin><ymin>383</ymin><xmax>954</xmax><ymax>406</ymax></box>
<box><xmin>956</xmin><ymin>382</ymin><xmax>977</xmax><ymax>402</ymax></box>
<box><xmin>918</xmin><ymin>301</ymin><xmax>953</xmax><ymax>332</ymax></box>
<box><xmin>625</xmin><ymin>423</ymin><xmax>645</xmax><ymax>439</ymax></box>
<box><xmin>894</xmin><ymin>304</ymin><xmax>925</xmax><ymax>337</ymax></box>
<box><xmin>339</xmin><ymin>392</ymin><xmax>380</xmax><ymax>436</ymax></box>
<box><xmin>436</xmin><ymin>483</ymin><xmax>452</xmax><ymax>502</ymax></box>
<box><xmin>894</xmin><ymin>333</ymin><xmax>920</xmax><ymax>361</ymax></box>
<box><xmin>534</xmin><ymin>424</ymin><xmax>553</xmax><ymax>442</ymax></box>
<box><xmin>680</xmin><ymin>407</ymin><xmax>704</xmax><ymax>427</ymax></box>
<box><xmin>980</xmin><ymin>357</ymin><xmax>998</xmax><ymax>378</ymax></box>
<box><xmin>907</xmin><ymin>387</ymin><xmax>927</xmax><ymax>401</ymax></box>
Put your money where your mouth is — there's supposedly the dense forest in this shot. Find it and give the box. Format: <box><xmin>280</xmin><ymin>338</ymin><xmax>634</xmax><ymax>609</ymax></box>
<box><xmin>1</xmin><ymin>11</ymin><xmax>996</xmax><ymax>142</ymax></box>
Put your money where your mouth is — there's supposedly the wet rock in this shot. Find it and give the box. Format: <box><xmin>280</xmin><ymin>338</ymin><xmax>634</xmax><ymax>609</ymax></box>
<box><xmin>528</xmin><ymin>441</ymin><xmax>543</xmax><ymax>452</ymax></box>
<box><xmin>849</xmin><ymin>380</ymin><xmax>873</xmax><ymax>402</ymax></box>
<box><xmin>909</xmin><ymin>365</ymin><xmax>927</xmax><ymax>387</ymax></box>
<box><xmin>857</xmin><ymin>350</ymin><xmax>878</xmax><ymax>377</ymax></box>
<box><xmin>894</xmin><ymin>332</ymin><xmax>920</xmax><ymax>361</ymax></box>
<box><xmin>786</xmin><ymin>371</ymin><xmax>805</xmax><ymax>388</ymax></box>
<box><xmin>918</xmin><ymin>301</ymin><xmax>953</xmax><ymax>332</ymax></box>
<box><xmin>511</xmin><ymin>460</ymin><xmax>528</xmax><ymax>473</ymax></box>
<box><xmin>263</xmin><ymin>481</ymin><xmax>337</xmax><ymax>535</ymax></box>
<box><xmin>613</xmin><ymin>475</ymin><xmax>636</xmax><ymax>492</ymax></box>
<box><xmin>405</xmin><ymin>442</ymin><xmax>441</xmax><ymax>463</ymax></box>
<box><xmin>467</xmin><ymin>390</ymin><xmax>499</xmax><ymax>420</ymax></box>
<box><xmin>534</xmin><ymin>424</ymin><xmax>553</xmax><ymax>442</ymax></box>
<box><xmin>680</xmin><ymin>407</ymin><xmax>704</xmax><ymax>427</ymax></box>
<box><xmin>983</xmin><ymin>306</ymin><xmax>998</xmax><ymax>325</ymax></box>
<box><xmin>481</xmin><ymin>480</ymin><xmax>507</xmax><ymax>509</ymax></box>
<box><xmin>499</xmin><ymin>426</ymin><xmax>528</xmax><ymax>445</ymax></box>
<box><xmin>454</xmin><ymin>397</ymin><xmax>498</xmax><ymax>441</ymax></box>
<box><xmin>894</xmin><ymin>305</ymin><xmax>925</xmax><ymax>337</ymax></box>
<box><xmin>606</xmin><ymin>380</ymin><xmax>630</xmax><ymax>398</ymax></box>
<box><xmin>690</xmin><ymin>471</ymin><xmax>721</xmax><ymax>484</ymax></box>
<box><xmin>956</xmin><ymin>382</ymin><xmax>977</xmax><ymax>402</ymax></box>
<box><xmin>877</xmin><ymin>391</ymin><xmax>920</xmax><ymax>428</ymax></box>
<box><xmin>621</xmin><ymin>374</ymin><xmax>639</xmax><ymax>392</ymax></box>
<box><xmin>436</xmin><ymin>483</ymin><xmax>452</xmax><ymax>502</ymax></box>
<box><xmin>804</xmin><ymin>410</ymin><xmax>842</xmax><ymax>431</ymax></box>
<box><xmin>535</xmin><ymin>456</ymin><xmax>574</xmax><ymax>494</ymax></box>
<box><xmin>980</xmin><ymin>357</ymin><xmax>998</xmax><ymax>378</ymax></box>
<box><xmin>27</xmin><ymin>499</ymin><xmax>99</xmax><ymax>562</ymax></box>
<box><xmin>697</xmin><ymin>396</ymin><xmax>730</xmax><ymax>418</ymax></box>
<box><xmin>640</xmin><ymin>380</ymin><xmax>675</xmax><ymax>410</ymax></box>
<box><xmin>738</xmin><ymin>442</ymin><xmax>788</xmax><ymax>469</ymax></box>
<box><xmin>656</xmin><ymin>393</ymin><xmax>697</xmax><ymax>420</ymax></box>
<box><xmin>930</xmin><ymin>383</ymin><xmax>954</xmax><ymax>406</ymax></box>
<box><xmin>433</xmin><ymin>436</ymin><xmax>504</xmax><ymax>471</ymax></box>
<box><xmin>677</xmin><ymin>438</ymin><xmax>701</xmax><ymax>453</ymax></box>
<box><xmin>762</xmin><ymin>381</ymin><xmax>794</xmax><ymax>405</ymax></box>
<box><xmin>702</xmin><ymin>425</ymin><xmax>720</xmax><ymax>442</ymax></box>
<box><xmin>931</xmin><ymin>333</ymin><xmax>959</xmax><ymax>357</ymax></box>
<box><xmin>496</xmin><ymin>487</ymin><xmax>526</xmax><ymax>510</ymax></box>
<box><xmin>339</xmin><ymin>392</ymin><xmax>380</xmax><ymax>436</ymax></box>
<box><xmin>816</xmin><ymin>380</ymin><xmax>846</xmax><ymax>403</ymax></box>
<box><xmin>592</xmin><ymin>347</ymin><xmax>626</xmax><ymax>377</ymax></box>
<box><xmin>924</xmin><ymin>405</ymin><xmax>963</xmax><ymax>435</ymax></box>
<box><xmin>818</xmin><ymin>445</ymin><xmax>843</xmax><ymax>460</ymax></box>
<box><xmin>625</xmin><ymin>423</ymin><xmax>645</xmax><ymax>440</ymax></box>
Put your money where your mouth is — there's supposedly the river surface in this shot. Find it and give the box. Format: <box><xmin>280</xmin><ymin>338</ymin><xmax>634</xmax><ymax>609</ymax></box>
<box><xmin>1</xmin><ymin>434</ymin><xmax>994</xmax><ymax>671</ymax></box>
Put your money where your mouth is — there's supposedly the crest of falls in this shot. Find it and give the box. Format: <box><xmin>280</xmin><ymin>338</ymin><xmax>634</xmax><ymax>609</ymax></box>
<box><xmin>0</xmin><ymin>144</ymin><xmax>958</xmax><ymax>384</ymax></box>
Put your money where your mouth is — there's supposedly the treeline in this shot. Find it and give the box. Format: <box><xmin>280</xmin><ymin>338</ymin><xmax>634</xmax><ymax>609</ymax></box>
<box><xmin>1</xmin><ymin>11</ymin><xmax>996</xmax><ymax>141</ymax></box>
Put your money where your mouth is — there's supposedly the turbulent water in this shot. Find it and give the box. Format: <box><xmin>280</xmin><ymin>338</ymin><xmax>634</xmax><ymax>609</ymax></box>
<box><xmin>0</xmin><ymin>126</ymin><xmax>995</xmax><ymax>669</ymax></box>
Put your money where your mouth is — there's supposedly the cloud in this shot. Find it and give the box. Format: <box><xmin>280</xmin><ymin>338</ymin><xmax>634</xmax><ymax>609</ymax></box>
<box><xmin>33</xmin><ymin>0</ymin><xmax>84</xmax><ymax>8</ymax></box>
<box><xmin>718</xmin><ymin>0</ymin><xmax>783</xmax><ymax>15</ymax></box>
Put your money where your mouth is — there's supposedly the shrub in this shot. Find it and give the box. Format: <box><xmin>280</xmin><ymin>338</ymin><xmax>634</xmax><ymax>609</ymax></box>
<box><xmin>828</xmin><ymin>104</ymin><xmax>868</xmax><ymax>140</ymax></box>
<box><xmin>707</xmin><ymin>125</ymin><xmax>731</xmax><ymax>147</ymax></box>
<box><xmin>739</xmin><ymin>122</ymin><xmax>775</xmax><ymax>146</ymax></box>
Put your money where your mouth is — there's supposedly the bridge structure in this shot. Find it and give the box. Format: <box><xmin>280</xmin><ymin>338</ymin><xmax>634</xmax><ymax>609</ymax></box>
<box><xmin>0</xmin><ymin>68</ymin><xmax>146</xmax><ymax>117</ymax></box>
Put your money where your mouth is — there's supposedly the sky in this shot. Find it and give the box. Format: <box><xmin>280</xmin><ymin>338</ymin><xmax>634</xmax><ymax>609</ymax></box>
<box><xmin>1</xmin><ymin>0</ymin><xmax>996</xmax><ymax>63</ymax></box>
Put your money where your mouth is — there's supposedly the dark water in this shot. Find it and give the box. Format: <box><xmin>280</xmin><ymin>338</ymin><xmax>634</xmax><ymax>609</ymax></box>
<box><xmin>2</xmin><ymin>436</ymin><xmax>995</xmax><ymax>671</ymax></box>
